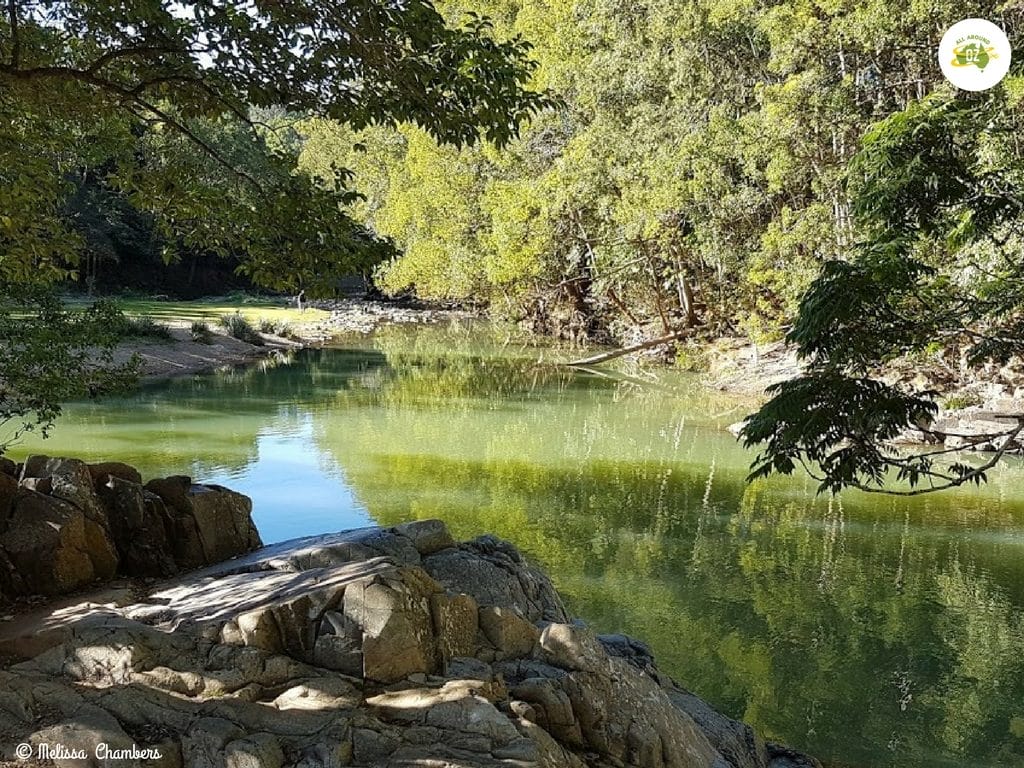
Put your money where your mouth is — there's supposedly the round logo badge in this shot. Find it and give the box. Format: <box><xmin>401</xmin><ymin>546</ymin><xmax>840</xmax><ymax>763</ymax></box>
<box><xmin>939</xmin><ymin>19</ymin><xmax>1012</xmax><ymax>91</ymax></box>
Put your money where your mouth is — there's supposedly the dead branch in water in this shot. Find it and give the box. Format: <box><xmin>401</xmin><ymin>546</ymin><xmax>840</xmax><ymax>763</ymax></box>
<box><xmin>565</xmin><ymin>331</ymin><xmax>687</xmax><ymax>367</ymax></box>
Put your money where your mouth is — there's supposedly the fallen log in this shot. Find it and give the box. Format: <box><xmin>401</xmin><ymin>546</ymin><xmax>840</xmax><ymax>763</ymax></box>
<box><xmin>565</xmin><ymin>330</ymin><xmax>686</xmax><ymax>367</ymax></box>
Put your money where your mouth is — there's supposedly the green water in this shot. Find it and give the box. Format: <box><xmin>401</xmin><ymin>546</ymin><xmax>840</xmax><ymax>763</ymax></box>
<box><xmin>11</xmin><ymin>322</ymin><xmax>1024</xmax><ymax>768</ymax></box>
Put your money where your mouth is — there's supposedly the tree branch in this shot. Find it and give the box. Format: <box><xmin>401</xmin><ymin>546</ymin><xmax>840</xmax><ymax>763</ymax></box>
<box><xmin>0</xmin><ymin>62</ymin><xmax>264</xmax><ymax>192</ymax></box>
<box><xmin>855</xmin><ymin>419</ymin><xmax>1024</xmax><ymax>496</ymax></box>
<box><xmin>7</xmin><ymin>0</ymin><xmax>19</xmax><ymax>67</ymax></box>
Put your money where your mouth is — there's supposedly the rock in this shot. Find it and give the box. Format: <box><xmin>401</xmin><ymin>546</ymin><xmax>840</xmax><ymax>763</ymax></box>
<box><xmin>145</xmin><ymin>477</ymin><xmax>261</xmax><ymax>569</ymax></box>
<box><xmin>21</xmin><ymin>455</ymin><xmax>112</xmax><ymax>531</ymax></box>
<box><xmin>431</xmin><ymin>592</ymin><xmax>479</xmax><ymax>664</ymax></box>
<box><xmin>188</xmin><ymin>484</ymin><xmax>261</xmax><ymax>564</ymax></box>
<box><xmin>0</xmin><ymin>519</ymin><xmax>820</xmax><ymax>768</ymax></box>
<box><xmin>0</xmin><ymin>491</ymin><xmax>113</xmax><ymax>595</ymax></box>
<box><xmin>313</xmin><ymin>610</ymin><xmax>363</xmax><ymax>676</ymax></box>
<box><xmin>343</xmin><ymin>568</ymin><xmax>440</xmax><ymax>683</ymax></box>
<box><xmin>393</xmin><ymin>518</ymin><xmax>456</xmax><ymax>555</ymax></box>
<box><xmin>598</xmin><ymin>633</ymin><xmax>658</xmax><ymax>674</ymax></box>
<box><xmin>224</xmin><ymin>733</ymin><xmax>285</xmax><ymax>768</ymax></box>
<box><xmin>97</xmin><ymin>475</ymin><xmax>177</xmax><ymax>577</ymax></box>
<box><xmin>0</xmin><ymin>471</ymin><xmax>17</xmax><ymax>529</ymax></box>
<box><xmin>539</xmin><ymin>622</ymin><xmax>608</xmax><ymax>672</ymax></box>
<box><xmin>668</xmin><ymin>688</ymin><xmax>769</xmax><ymax>768</ymax></box>
<box><xmin>479</xmin><ymin>605</ymin><xmax>540</xmax><ymax>659</ymax></box>
<box><xmin>89</xmin><ymin>461</ymin><xmax>143</xmax><ymax>486</ymax></box>
<box><xmin>423</xmin><ymin>536</ymin><xmax>568</xmax><ymax>623</ymax></box>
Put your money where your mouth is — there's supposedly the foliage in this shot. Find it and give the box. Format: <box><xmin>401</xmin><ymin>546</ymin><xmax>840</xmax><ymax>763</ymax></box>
<box><xmin>111</xmin><ymin>314</ymin><xmax>174</xmax><ymax>341</ymax></box>
<box><xmin>0</xmin><ymin>286</ymin><xmax>136</xmax><ymax>453</ymax></box>
<box><xmin>297</xmin><ymin>0</ymin><xmax>1024</xmax><ymax>344</ymax></box>
<box><xmin>0</xmin><ymin>0</ymin><xmax>548</xmax><ymax>443</ymax></box>
<box><xmin>256</xmin><ymin>317</ymin><xmax>294</xmax><ymax>338</ymax></box>
<box><xmin>0</xmin><ymin>0</ymin><xmax>549</xmax><ymax>294</ymax></box>
<box><xmin>190</xmin><ymin>320</ymin><xmax>213</xmax><ymax>345</ymax></box>
<box><xmin>219</xmin><ymin>313</ymin><xmax>263</xmax><ymax>346</ymax></box>
<box><xmin>742</xmin><ymin>88</ymin><xmax>1024</xmax><ymax>495</ymax></box>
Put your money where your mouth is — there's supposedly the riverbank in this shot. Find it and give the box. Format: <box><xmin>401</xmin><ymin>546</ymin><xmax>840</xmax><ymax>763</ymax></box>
<box><xmin>0</xmin><ymin>454</ymin><xmax>820</xmax><ymax>768</ymax></box>
<box><xmin>702</xmin><ymin>336</ymin><xmax>1024</xmax><ymax>452</ymax></box>
<box><xmin>109</xmin><ymin>297</ymin><xmax>468</xmax><ymax>379</ymax></box>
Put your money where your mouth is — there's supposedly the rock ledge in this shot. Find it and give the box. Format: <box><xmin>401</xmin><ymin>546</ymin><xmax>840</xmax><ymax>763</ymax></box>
<box><xmin>0</xmin><ymin>514</ymin><xmax>818</xmax><ymax>768</ymax></box>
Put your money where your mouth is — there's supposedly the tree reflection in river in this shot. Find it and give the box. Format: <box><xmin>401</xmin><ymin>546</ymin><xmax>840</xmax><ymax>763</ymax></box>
<box><xmin>14</xmin><ymin>321</ymin><xmax>1024</xmax><ymax>768</ymax></box>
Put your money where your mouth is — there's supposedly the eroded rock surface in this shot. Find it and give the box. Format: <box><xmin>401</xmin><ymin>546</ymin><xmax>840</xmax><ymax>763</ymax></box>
<box><xmin>0</xmin><ymin>517</ymin><xmax>818</xmax><ymax>768</ymax></box>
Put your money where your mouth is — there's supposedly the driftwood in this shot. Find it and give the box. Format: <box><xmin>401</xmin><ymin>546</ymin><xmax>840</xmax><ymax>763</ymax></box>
<box><xmin>565</xmin><ymin>330</ymin><xmax>686</xmax><ymax>367</ymax></box>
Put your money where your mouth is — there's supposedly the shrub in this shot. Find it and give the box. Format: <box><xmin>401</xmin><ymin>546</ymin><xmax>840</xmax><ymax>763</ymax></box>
<box><xmin>112</xmin><ymin>314</ymin><xmax>174</xmax><ymax>340</ymax></box>
<box><xmin>219</xmin><ymin>312</ymin><xmax>264</xmax><ymax>345</ymax></box>
<box><xmin>190</xmin><ymin>320</ymin><xmax>213</xmax><ymax>344</ymax></box>
<box><xmin>256</xmin><ymin>316</ymin><xmax>295</xmax><ymax>338</ymax></box>
<box><xmin>942</xmin><ymin>391</ymin><xmax>983</xmax><ymax>411</ymax></box>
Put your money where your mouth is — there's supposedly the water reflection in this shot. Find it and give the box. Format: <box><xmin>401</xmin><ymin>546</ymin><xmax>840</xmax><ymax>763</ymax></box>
<box><xmin>12</xmin><ymin>321</ymin><xmax>1024</xmax><ymax>768</ymax></box>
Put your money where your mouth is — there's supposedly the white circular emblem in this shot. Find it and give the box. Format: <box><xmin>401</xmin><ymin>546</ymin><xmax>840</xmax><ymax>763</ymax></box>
<box><xmin>939</xmin><ymin>19</ymin><xmax>1012</xmax><ymax>91</ymax></box>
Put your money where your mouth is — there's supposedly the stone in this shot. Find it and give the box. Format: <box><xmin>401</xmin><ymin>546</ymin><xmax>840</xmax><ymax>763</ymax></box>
<box><xmin>224</xmin><ymin>733</ymin><xmax>285</xmax><ymax>768</ymax></box>
<box><xmin>0</xmin><ymin>471</ymin><xmax>17</xmax><ymax>530</ymax></box>
<box><xmin>0</xmin><ymin>519</ymin><xmax>821</xmax><ymax>768</ymax></box>
<box><xmin>313</xmin><ymin>610</ymin><xmax>363</xmax><ymax>676</ymax></box>
<box><xmin>539</xmin><ymin>622</ymin><xmax>608</xmax><ymax>672</ymax></box>
<box><xmin>181</xmin><ymin>717</ymin><xmax>245</xmax><ymax>768</ymax></box>
<box><xmin>431</xmin><ymin>591</ymin><xmax>478</xmax><ymax>663</ymax></box>
<box><xmin>423</xmin><ymin>537</ymin><xmax>568</xmax><ymax>623</ymax></box>
<box><xmin>97</xmin><ymin>475</ymin><xmax>177</xmax><ymax>577</ymax></box>
<box><xmin>21</xmin><ymin>455</ymin><xmax>111</xmax><ymax>530</ymax></box>
<box><xmin>479</xmin><ymin>605</ymin><xmax>540</xmax><ymax>659</ymax></box>
<box><xmin>144</xmin><ymin>477</ymin><xmax>261</xmax><ymax>569</ymax></box>
<box><xmin>188</xmin><ymin>484</ymin><xmax>261</xmax><ymax>564</ymax></box>
<box><xmin>669</xmin><ymin>688</ymin><xmax>770</xmax><ymax>768</ymax></box>
<box><xmin>393</xmin><ymin>518</ymin><xmax>456</xmax><ymax>555</ymax></box>
<box><xmin>0</xmin><ymin>491</ymin><xmax>107</xmax><ymax>595</ymax></box>
<box><xmin>342</xmin><ymin>569</ymin><xmax>440</xmax><ymax>683</ymax></box>
<box><xmin>88</xmin><ymin>461</ymin><xmax>143</xmax><ymax>486</ymax></box>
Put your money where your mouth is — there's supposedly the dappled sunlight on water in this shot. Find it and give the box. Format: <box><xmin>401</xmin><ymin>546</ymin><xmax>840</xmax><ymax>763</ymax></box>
<box><xmin>12</xmin><ymin>320</ymin><xmax>1024</xmax><ymax>768</ymax></box>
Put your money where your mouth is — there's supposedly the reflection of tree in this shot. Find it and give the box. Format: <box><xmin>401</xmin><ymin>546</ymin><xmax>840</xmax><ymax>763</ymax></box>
<box><xmin>313</xmin><ymin>326</ymin><xmax>1024</xmax><ymax>768</ymax></box>
<box><xmin>14</xmin><ymin>323</ymin><xmax>1024</xmax><ymax>768</ymax></box>
<box><xmin>10</xmin><ymin>347</ymin><xmax>389</xmax><ymax>479</ymax></box>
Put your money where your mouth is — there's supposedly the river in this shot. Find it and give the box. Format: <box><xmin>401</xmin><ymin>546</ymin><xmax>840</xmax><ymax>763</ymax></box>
<box><xmin>12</xmin><ymin>320</ymin><xmax>1024</xmax><ymax>768</ymax></box>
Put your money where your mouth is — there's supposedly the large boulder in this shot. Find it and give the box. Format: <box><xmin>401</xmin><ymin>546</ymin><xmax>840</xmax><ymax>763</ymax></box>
<box><xmin>0</xmin><ymin>458</ymin><xmax>261</xmax><ymax>598</ymax></box>
<box><xmin>20</xmin><ymin>455</ymin><xmax>112</xmax><ymax>531</ymax></box>
<box><xmin>145</xmin><ymin>476</ymin><xmax>261</xmax><ymax>569</ymax></box>
<box><xmin>0</xmin><ymin>490</ymin><xmax>116</xmax><ymax>595</ymax></box>
<box><xmin>96</xmin><ymin>475</ymin><xmax>177</xmax><ymax>577</ymax></box>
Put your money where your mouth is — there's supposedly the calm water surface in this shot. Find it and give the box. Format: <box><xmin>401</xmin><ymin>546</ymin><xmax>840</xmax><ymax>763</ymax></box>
<box><xmin>12</xmin><ymin>322</ymin><xmax>1024</xmax><ymax>768</ymax></box>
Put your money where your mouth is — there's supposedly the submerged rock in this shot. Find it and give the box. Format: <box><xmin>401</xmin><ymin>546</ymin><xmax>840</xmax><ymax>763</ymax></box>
<box><xmin>0</xmin><ymin>516</ymin><xmax>820</xmax><ymax>768</ymax></box>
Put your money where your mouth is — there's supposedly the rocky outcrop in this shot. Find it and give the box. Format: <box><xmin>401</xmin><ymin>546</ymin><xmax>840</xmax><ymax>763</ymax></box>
<box><xmin>0</xmin><ymin>456</ymin><xmax>262</xmax><ymax>599</ymax></box>
<box><xmin>0</xmin><ymin>520</ymin><xmax>819</xmax><ymax>768</ymax></box>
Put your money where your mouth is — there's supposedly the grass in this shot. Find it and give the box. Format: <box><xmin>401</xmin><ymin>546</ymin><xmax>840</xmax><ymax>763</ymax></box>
<box><xmin>111</xmin><ymin>314</ymin><xmax>174</xmax><ymax>340</ymax></box>
<box><xmin>942</xmin><ymin>392</ymin><xmax>983</xmax><ymax>411</ymax></box>
<box><xmin>256</xmin><ymin>316</ymin><xmax>296</xmax><ymax>338</ymax></box>
<box><xmin>190</xmin><ymin>320</ymin><xmax>213</xmax><ymax>344</ymax></box>
<box><xmin>98</xmin><ymin>297</ymin><xmax>329</xmax><ymax>326</ymax></box>
<box><xmin>219</xmin><ymin>312</ymin><xmax>264</xmax><ymax>345</ymax></box>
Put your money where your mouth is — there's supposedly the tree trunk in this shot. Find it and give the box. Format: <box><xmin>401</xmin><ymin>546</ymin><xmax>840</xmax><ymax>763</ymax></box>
<box><xmin>565</xmin><ymin>330</ymin><xmax>688</xmax><ymax>367</ymax></box>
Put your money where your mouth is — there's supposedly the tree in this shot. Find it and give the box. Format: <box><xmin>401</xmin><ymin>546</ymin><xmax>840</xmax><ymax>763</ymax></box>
<box><xmin>742</xmin><ymin>87</ymin><xmax>1024</xmax><ymax>495</ymax></box>
<box><xmin>0</xmin><ymin>0</ymin><xmax>549</xmax><ymax>448</ymax></box>
<box><xmin>0</xmin><ymin>0</ymin><xmax>549</xmax><ymax>288</ymax></box>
